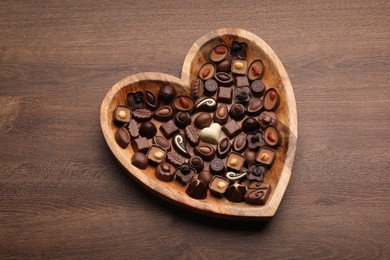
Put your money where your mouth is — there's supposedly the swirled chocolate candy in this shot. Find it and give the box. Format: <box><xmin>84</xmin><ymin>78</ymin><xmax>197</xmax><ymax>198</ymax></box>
<box><xmin>244</xmin><ymin>182</ymin><xmax>271</xmax><ymax>205</ymax></box>
<box><xmin>251</xmin><ymin>80</ymin><xmax>266</xmax><ymax>97</ymax></box>
<box><xmin>264</xmin><ymin>125</ymin><xmax>281</xmax><ymax>148</ymax></box>
<box><xmin>256</xmin><ymin>147</ymin><xmax>276</xmax><ymax>168</ymax></box>
<box><xmin>184</xmin><ymin>125</ymin><xmax>199</xmax><ymax>146</ymax></box>
<box><xmin>115</xmin><ymin>127</ymin><xmax>130</xmax><ymax>149</ymax></box>
<box><xmin>248</xmin><ymin>60</ymin><xmax>265</xmax><ymax>81</ymax></box>
<box><xmin>147</xmin><ymin>145</ymin><xmax>166</xmax><ymax>165</ymax></box>
<box><xmin>198</xmin><ymin>63</ymin><xmax>216</xmax><ymax>80</ymax></box>
<box><xmin>231</xmin><ymin>58</ymin><xmax>248</xmax><ymax>75</ymax></box>
<box><xmin>213</xmin><ymin>104</ymin><xmax>229</xmax><ymax>125</ymax></box>
<box><xmin>131</xmin><ymin>152</ymin><xmax>148</xmax><ymax>170</ymax></box>
<box><xmin>230</xmin><ymin>41</ymin><xmax>247</xmax><ymax>59</ymax></box>
<box><xmin>131</xmin><ymin>137</ymin><xmax>150</xmax><ymax>154</ymax></box>
<box><xmin>145</xmin><ymin>90</ymin><xmax>159</xmax><ymax>110</ymax></box>
<box><xmin>209</xmin><ymin>176</ymin><xmax>230</xmax><ymax>197</ymax></box>
<box><xmin>173</xmin><ymin>95</ymin><xmax>194</xmax><ymax>112</ymax></box>
<box><xmin>226</xmin><ymin>152</ymin><xmax>245</xmax><ymax>172</ymax></box>
<box><xmin>156</xmin><ymin>162</ymin><xmax>175</xmax><ymax>182</ymax></box>
<box><xmin>247</xmin><ymin>164</ymin><xmax>267</xmax><ymax>182</ymax></box>
<box><xmin>222</xmin><ymin>120</ymin><xmax>242</xmax><ymax>139</ymax></box>
<box><xmin>193</xmin><ymin>98</ymin><xmax>217</xmax><ymax>113</ymax></box>
<box><xmin>229</xmin><ymin>104</ymin><xmax>245</xmax><ymax>121</ymax></box>
<box><xmin>204</xmin><ymin>79</ymin><xmax>218</xmax><ymax>96</ymax></box>
<box><xmin>186</xmin><ymin>178</ymin><xmax>208</xmax><ymax>199</ymax></box>
<box><xmin>217</xmin><ymin>87</ymin><xmax>233</xmax><ymax>104</ymax></box>
<box><xmin>216</xmin><ymin>137</ymin><xmax>231</xmax><ymax>159</ymax></box>
<box><xmin>160</xmin><ymin>120</ymin><xmax>179</xmax><ymax>139</ymax></box>
<box><xmin>113</xmin><ymin>105</ymin><xmax>131</xmax><ymax>125</ymax></box>
<box><xmin>139</xmin><ymin>121</ymin><xmax>157</xmax><ymax>139</ymax></box>
<box><xmin>189</xmin><ymin>156</ymin><xmax>204</xmax><ymax>172</ymax></box>
<box><xmin>190</xmin><ymin>79</ymin><xmax>204</xmax><ymax>99</ymax></box>
<box><xmin>174</xmin><ymin>111</ymin><xmax>191</xmax><ymax>128</ymax></box>
<box><xmin>225</xmin><ymin>182</ymin><xmax>247</xmax><ymax>203</ymax></box>
<box><xmin>234</xmin><ymin>87</ymin><xmax>251</xmax><ymax>104</ymax></box>
<box><xmin>172</xmin><ymin>134</ymin><xmax>190</xmax><ymax>158</ymax></box>
<box><xmin>127</xmin><ymin>91</ymin><xmax>145</xmax><ymax>109</ymax></box>
<box><xmin>159</xmin><ymin>85</ymin><xmax>177</xmax><ymax>103</ymax></box>
<box><xmin>264</xmin><ymin>88</ymin><xmax>280</xmax><ymax>111</ymax></box>
<box><xmin>242</xmin><ymin>117</ymin><xmax>260</xmax><ymax>134</ymax></box>
<box><xmin>214</xmin><ymin>72</ymin><xmax>233</xmax><ymax>87</ymax></box>
<box><xmin>209</xmin><ymin>158</ymin><xmax>225</xmax><ymax>175</ymax></box>
<box><xmin>175</xmin><ymin>163</ymin><xmax>196</xmax><ymax>185</ymax></box>
<box><xmin>194</xmin><ymin>112</ymin><xmax>212</xmax><ymax>129</ymax></box>
<box><xmin>210</xmin><ymin>44</ymin><xmax>229</xmax><ymax>62</ymax></box>
<box><xmin>154</xmin><ymin>106</ymin><xmax>174</xmax><ymax>122</ymax></box>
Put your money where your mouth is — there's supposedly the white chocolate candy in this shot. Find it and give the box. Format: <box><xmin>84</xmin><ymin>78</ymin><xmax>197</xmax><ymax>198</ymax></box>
<box><xmin>199</xmin><ymin>123</ymin><xmax>221</xmax><ymax>144</ymax></box>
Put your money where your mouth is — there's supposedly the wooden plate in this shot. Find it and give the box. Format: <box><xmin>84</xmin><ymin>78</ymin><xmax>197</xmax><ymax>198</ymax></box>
<box><xmin>100</xmin><ymin>28</ymin><xmax>298</xmax><ymax>220</ymax></box>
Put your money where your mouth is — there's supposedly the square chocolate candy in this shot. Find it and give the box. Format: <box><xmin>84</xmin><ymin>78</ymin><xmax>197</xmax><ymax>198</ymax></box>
<box><xmin>160</xmin><ymin>120</ymin><xmax>179</xmax><ymax>139</ymax></box>
<box><xmin>131</xmin><ymin>137</ymin><xmax>150</xmax><ymax>154</ymax></box>
<box><xmin>217</xmin><ymin>87</ymin><xmax>233</xmax><ymax>104</ymax></box>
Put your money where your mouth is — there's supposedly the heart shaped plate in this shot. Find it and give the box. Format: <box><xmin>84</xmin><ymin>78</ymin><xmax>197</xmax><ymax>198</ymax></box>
<box><xmin>100</xmin><ymin>28</ymin><xmax>297</xmax><ymax>220</ymax></box>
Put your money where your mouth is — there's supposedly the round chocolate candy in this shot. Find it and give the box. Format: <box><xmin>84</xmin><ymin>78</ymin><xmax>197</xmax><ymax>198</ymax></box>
<box><xmin>229</xmin><ymin>103</ymin><xmax>245</xmax><ymax>121</ymax></box>
<box><xmin>159</xmin><ymin>85</ymin><xmax>177</xmax><ymax>103</ymax></box>
<box><xmin>174</xmin><ymin>111</ymin><xmax>191</xmax><ymax>128</ymax></box>
<box><xmin>209</xmin><ymin>158</ymin><xmax>225</xmax><ymax>175</ymax></box>
<box><xmin>131</xmin><ymin>152</ymin><xmax>148</xmax><ymax>169</ymax></box>
<box><xmin>264</xmin><ymin>88</ymin><xmax>280</xmax><ymax>111</ymax></box>
<box><xmin>251</xmin><ymin>80</ymin><xmax>266</xmax><ymax>97</ymax></box>
<box><xmin>216</xmin><ymin>58</ymin><xmax>232</xmax><ymax>73</ymax></box>
<box><xmin>244</xmin><ymin>150</ymin><xmax>257</xmax><ymax>167</ymax></box>
<box><xmin>204</xmin><ymin>79</ymin><xmax>218</xmax><ymax>96</ymax></box>
<box><xmin>242</xmin><ymin>117</ymin><xmax>260</xmax><ymax>133</ymax></box>
<box><xmin>189</xmin><ymin>156</ymin><xmax>204</xmax><ymax>172</ymax></box>
<box><xmin>139</xmin><ymin>121</ymin><xmax>157</xmax><ymax>139</ymax></box>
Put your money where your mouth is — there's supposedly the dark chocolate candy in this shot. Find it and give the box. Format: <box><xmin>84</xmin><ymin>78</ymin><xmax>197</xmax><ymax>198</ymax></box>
<box><xmin>234</xmin><ymin>87</ymin><xmax>251</xmax><ymax>104</ymax></box>
<box><xmin>245</xmin><ymin>182</ymin><xmax>271</xmax><ymax>205</ymax></box>
<box><xmin>139</xmin><ymin>121</ymin><xmax>157</xmax><ymax>139</ymax></box>
<box><xmin>159</xmin><ymin>85</ymin><xmax>177</xmax><ymax>103</ymax></box>
<box><xmin>132</xmin><ymin>108</ymin><xmax>152</xmax><ymax>122</ymax></box>
<box><xmin>153</xmin><ymin>106</ymin><xmax>174</xmax><ymax>122</ymax></box>
<box><xmin>225</xmin><ymin>182</ymin><xmax>247</xmax><ymax>203</ymax></box>
<box><xmin>248</xmin><ymin>60</ymin><xmax>265</xmax><ymax>81</ymax></box>
<box><xmin>198</xmin><ymin>170</ymin><xmax>213</xmax><ymax>185</ymax></box>
<box><xmin>131</xmin><ymin>137</ymin><xmax>150</xmax><ymax>154</ymax></box>
<box><xmin>189</xmin><ymin>156</ymin><xmax>204</xmax><ymax>172</ymax></box>
<box><xmin>175</xmin><ymin>163</ymin><xmax>196</xmax><ymax>185</ymax></box>
<box><xmin>209</xmin><ymin>158</ymin><xmax>225</xmax><ymax>175</ymax></box>
<box><xmin>222</xmin><ymin>120</ymin><xmax>242</xmax><ymax>139</ymax></box>
<box><xmin>247</xmin><ymin>164</ymin><xmax>267</xmax><ymax>182</ymax></box>
<box><xmin>258</xmin><ymin>111</ymin><xmax>277</xmax><ymax>129</ymax></box>
<box><xmin>186</xmin><ymin>178</ymin><xmax>208</xmax><ymax>199</ymax></box>
<box><xmin>127</xmin><ymin>119</ymin><xmax>139</xmax><ymax>139</ymax></box>
<box><xmin>127</xmin><ymin>91</ymin><xmax>145</xmax><ymax>109</ymax></box>
<box><xmin>246</xmin><ymin>99</ymin><xmax>263</xmax><ymax>116</ymax></box>
<box><xmin>194</xmin><ymin>144</ymin><xmax>215</xmax><ymax>161</ymax></box>
<box><xmin>235</xmin><ymin>76</ymin><xmax>249</xmax><ymax>88</ymax></box>
<box><xmin>256</xmin><ymin>147</ymin><xmax>276</xmax><ymax>168</ymax></box>
<box><xmin>193</xmin><ymin>98</ymin><xmax>217</xmax><ymax>113</ymax></box>
<box><xmin>198</xmin><ymin>63</ymin><xmax>216</xmax><ymax>80</ymax></box>
<box><xmin>229</xmin><ymin>103</ymin><xmax>245</xmax><ymax>121</ymax></box>
<box><xmin>160</xmin><ymin>120</ymin><xmax>179</xmax><ymax>139</ymax></box>
<box><xmin>217</xmin><ymin>87</ymin><xmax>233</xmax><ymax>104</ymax></box>
<box><xmin>214</xmin><ymin>72</ymin><xmax>234</xmax><ymax>87</ymax></box>
<box><xmin>166</xmin><ymin>151</ymin><xmax>186</xmax><ymax>167</ymax></box>
<box><xmin>156</xmin><ymin>162</ymin><xmax>175</xmax><ymax>182</ymax></box>
<box><xmin>173</xmin><ymin>95</ymin><xmax>195</xmax><ymax>112</ymax></box>
<box><xmin>213</xmin><ymin>104</ymin><xmax>229</xmax><ymax>125</ymax></box>
<box><xmin>190</xmin><ymin>79</ymin><xmax>204</xmax><ymax>99</ymax></box>
<box><xmin>216</xmin><ymin>58</ymin><xmax>232</xmax><ymax>73</ymax></box>
<box><xmin>113</xmin><ymin>105</ymin><xmax>131</xmax><ymax>125</ymax></box>
<box><xmin>210</xmin><ymin>44</ymin><xmax>229</xmax><ymax>62</ymax></box>
<box><xmin>204</xmin><ymin>79</ymin><xmax>218</xmax><ymax>96</ymax></box>
<box><xmin>209</xmin><ymin>176</ymin><xmax>230</xmax><ymax>197</ymax></box>
<box><xmin>251</xmin><ymin>80</ymin><xmax>266</xmax><ymax>97</ymax></box>
<box><xmin>184</xmin><ymin>125</ymin><xmax>199</xmax><ymax>146</ymax></box>
<box><xmin>131</xmin><ymin>152</ymin><xmax>149</xmax><ymax>169</ymax></box>
<box><xmin>172</xmin><ymin>134</ymin><xmax>190</xmax><ymax>158</ymax></box>
<box><xmin>264</xmin><ymin>88</ymin><xmax>280</xmax><ymax>111</ymax></box>
<box><xmin>247</xmin><ymin>131</ymin><xmax>265</xmax><ymax>151</ymax></box>
<box><xmin>115</xmin><ymin>127</ymin><xmax>130</xmax><ymax>149</ymax></box>
<box><xmin>231</xmin><ymin>58</ymin><xmax>248</xmax><ymax>75</ymax></box>
<box><xmin>153</xmin><ymin>135</ymin><xmax>171</xmax><ymax>151</ymax></box>
<box><xmin>216</xmin><ymin>137</ymin><xmax>231</xmax><ymax>159</ymax></box>
<box><xmin>145</xmin><ymin>90</ymin><xmax>159</xmax><ymax>110</ymax></box>
<box><xmin>264</xmin><ymin>125</ymin><xmax>281</xmax><ymax>148</ymax></box>
<box><xmin>226</xmin><ymin>152</ymin><xmax>245</xmax><ymax>172</ymax></box>
<box><xmin>194</xmin><ymin>112</ymin><xmax>212</xmax><ymax>129</ymax></box>
<box><xmin>242</xmin><ymin>117</ymin><xmax>260</xmax><ymax>133</ymax></box>
<box><xmin>232</xmin><ymin>133</ymin><xmax>247</xmax><ymax>153</ymax></box>
<box><xmin>147</xmin><ymin>145</ymin><xmax>166</xmax><ymax>165</ymax></box>
<box><xmin>230</xmin><ymin>41</ymin><xmax>247</xmax><ymax>59</ymax></box>
<box><xmin>244</xmin><ymin>150</ymin><xmax>257</xmax><ymax>167</ymax></box>
<box><xmin>174</xmin><ymin>111</ymin><xmax>191</xmax><ymax>128</ymax></box>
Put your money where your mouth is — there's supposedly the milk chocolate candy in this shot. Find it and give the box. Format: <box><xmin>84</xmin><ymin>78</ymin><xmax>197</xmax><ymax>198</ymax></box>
<box><xmin>245</xmin><ymin>182</ymin><xmax>271</xmax><ymax>205</ymax></box>
<box><xmin>186</xmin><ymin>178</ymin><xmax>208</xmax><ymax>199</ymax></box>
<box><xmin>184</xmin><ymin>125</ymin><xmax>199</xmax><ymax>146</ymax></box>
<box><xmin>166</xmin><ymin>151</ymin><xmax>186</xmax><ymax>167</ymax></box>
<box><xmin>131</xmin><ymin>137</ymin><xmax>150</xmax><ymax>154</ymax></box>
<box><xmin>210</xmin><ymin>44</ymin><xmax>229</xmax><ymax>62</ymax></box>
<box><xmin>217</xmin><ymin>87</ymin><xmax>233</xmax><ymax>104</ymax></box>
<box><xmin>232</xmin><ymin>133</ymin><xmax>247</xmax><ymax>153</ymax></box>
<box><xmin>226</xmin><ymin>152</ymin><xmax>245</xmax><ymax>171</ymax></box>
<box><xmin>209</xmin><ymin>176</ymin><xmax>230</xmax><ymax>197</ymax></box>
<box><xmin>139</xmin><ymin>121</ymin><xmax>157</xmax><ymax>139</ymax></box>
<box><xmin>173</xmin><ymin>95</ymin><xmax>195</xmax><ymax>113</ymax></box>
<box><xmin>256</xmin><ymin>147</ymin><xmax>276</xmax><ymax>168</ymax></box>
<box><xmin>244</xmin><ymin>150</ymin><xmax>257</xmax><ymax>167</ymax></box>
<box><xmin>247</xmin><ymin>131</ymin><xmax>265</xmax><ymax>151</ymax></box>
<box><xmin>127</xmin><ymin>119</ymin><xmax>139</xmax><ymax>139</ymax></box>
<box><xmin>132</xmin><ymin>108</ymin><xmax>152</xmax><ymax>122</ymax></box>
<box><xmin>131</xmin><ymin>152</ymin><xmax>148</xmax><ymax>170</ymax></box>
<box><xmin>230</xmin><ymin>41</ymin><xmax>247</xmax><ymax>59</ymax></box>
<box><xmin>194</xmin><ymin>112</ymin><xmax>212</xmax><ymax>129</ymax></box>
<box><xmin>216</xmin><ymin>137</ymin><xmax>231</xmax><ymax>159</ymax></box>
<box><xmin>145</xmin><ymin>90</ymin><xmax>159</xmax><ymax>110</ymax></box>
<box><xmin>234</xmin><ymin>87</ymin><xmax>251</xmax><ymax>104</ymax></box>
<box><xmin>247</xmin><ymin>164</ymin><xmax>267</xmax><ymax>182</ymax></box>
<box><xmin>242</xmin><ymin>117</ymin><xmax>260</xmax><ymax>133</ymax></box>
<box><xmin>258</xmin><ymin>111</ymin><xmax>277</xmax><ymax>129</ymax></box>
<box><xmin>235</xmin><ymin>76</ymin><xmax>249</xmax><ymax>88</ymax></box>
<box><xmin>172</xmin><ymin>134</ymin><xmax>190</xmax><ymax>158</ymax></box>
<box><xmin>127</xmin><ymin>91</ymin><xmax>145</xmax><ymax>109</ymax></box>
<box><xmin>175</xmin><ymin>163</ymin><xmax>196</xmax><ymax>185</ymax></box>
<box><xmin>209</xmin><ymin>158</ymin><xmax>225</xmax><ymax>175</ymax></box>
<box><xmin>264</xmin><ymin>88</ymin><xmax>280</xmax><ymax>111</ymax></box>
<box><xmin>231</xmin><ymin>58</ymin><xmax>248</xmax><ymax>75</ymax></box>
<box><xmin>153</xmin><ymin>135</ymin><xmax>171</xmax><ymax>151</ymax></box>
<box><xmin>160</xmin><ymin>120</ymin><xmax>179</xmax><ymax>139</ymax></box>
<box><xmin>216</xmin><ymin>58</ymin><xmax>232</xmax><ymax>73</ymax></box>
<box><xmin>198</xmin><ymin>63</ymin><xmax>216</xmax><ymax>80</ymax></box>
<box><xmin>248</xmin><ymin>60</ymin><xmax>265</xmax><ymax>81</ymax></box>
<box><xmin>193</xmin><ymin>98</ymin><xmax>217</xmax><ymax>113</ymax></box>
<box><xmin>190</xmin><ymin>79</ymin><xmax>204</xmax><ymax>99</ymax></box>
<box><xmin>159</xmin><ymin>85</ymin><xmax>177</xmax><ymax>103</ymax></box>
<box><xmin>156</xmin><ymin>162</ymin><xmax>175</xmax><ymax>182</ymax></box>
<box><xmin>222</xmin><ymin>120</ymin><xmax>242</xmax><ymax>139</ymax></box>
<box><xmin>189</xmin><ymin>156</ymin><xmax>204</xmax><ymax>172</ymax></box>
<box><xmin>225</xmin><ymin>182</ymin><xmax>247</xmax><ymax>203</ymax></box>
<box><xmin>213</xmin><ymin>104</ymin><xmax>229</xmax><ymax>125</ymax></box>
<box><xmin>229</xmin><ymin>103</ymin><xmax>245</xmax><ymax>121</ymax></box>
<box><xmin>153</xmin><ymin>106</ymin><xmax>174</xmax><ymax>122</ymax></box>
<box><xmin>246</xmin><ymin>99</ymin><xmax>264</xmax><ymax>116</ymax></box>
<box><xmin>204</xmin><ymin>79</ymin><xmax>218</xmax><ymax>96</ymax></box>
<box><xmin>147</xmin><ymin>145</ymin><xmax>166</xmax><ymax>165</ymax></box>
<box><xmin>113</xmin><ymin>105</ymin><xmax>131</xmax><ymax>125</ymax></box>
<box><xmin>251</xmin><ymin>80</ymin><xmax>266</xmax><ymax>97</ymax></box>
<box><xmin>115</xmin><ymin>127</ymin><xmax>130</xmax><ymax>149</ymax></box>
<box><xmin>264</xmin><ymin>125</ymin><xmax>281</xmax><ymax>148</ymax></box>
<box><xmin>194</xmin><ymin>144</ymin><xmax>215</xmax><ymax>161</ymax></box>
<box><xmin>214</xmin><ymin>72</ymin><xmax>234</xmax><ymax>87</ymax></box>
<box><xmin>174</xmin><ymin>111</ymin><xmax>191</xmax><ymax>128</ymax></box>
<box><xmin>198</xmin><ymin>170</ymin><xmax>213</xmax><ymax>185</ymax></box>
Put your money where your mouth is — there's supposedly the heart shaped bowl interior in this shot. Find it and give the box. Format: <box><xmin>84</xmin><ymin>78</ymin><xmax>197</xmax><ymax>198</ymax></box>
<box><xmin>100</xmin><ymin>28</ymin><xmax>297</xmax><ymax>220</ymax></box>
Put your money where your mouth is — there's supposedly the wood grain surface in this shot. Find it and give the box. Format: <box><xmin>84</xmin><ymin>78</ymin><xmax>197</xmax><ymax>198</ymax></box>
<box><xmin>0</xmin><ymin>0</ymin><xmax>389</xmax><ymax>259</ymax></box>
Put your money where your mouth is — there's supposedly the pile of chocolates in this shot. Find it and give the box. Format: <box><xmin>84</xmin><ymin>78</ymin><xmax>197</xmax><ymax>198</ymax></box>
<box><xmin>112</xmin><ymin>40</ymin><xmax>282</xmax><ymax>205</ymax></box>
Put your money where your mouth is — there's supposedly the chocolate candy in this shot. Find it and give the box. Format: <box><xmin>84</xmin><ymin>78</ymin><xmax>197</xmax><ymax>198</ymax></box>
<box><xmin>174</xmin><ymin>111</ymin><xmax>191</xmax><ymax>128</ymax></box>
<box><xmin>217</xmin><ymin>87</ymin><xmax>233</xmax><ymax>104</ymax></box>
<box><xmin>226</xmin><ymin>152</ymin><xmax>245</xmax><ymax>171</ymax></box>
<box><xmin>139</xmin><ymin>121</ymin><xmax>157</xmax><ymax>139</ymax></box>
<box><xmin>232</xmin><ymin>133</ymin><xmax>247</xmax><ymax>153</ymax></box>
<box><xmin>194</xmin><ymin>144</ymin><xmax>215</xmax><ymax>161</ymax></box>
<box><xmin>204</xmin><ymin>79</ymin><xmax>218</xmax><ymax>96</ymax></box>
<box><xmin>214</xmin><ymin>72</ymin><xmax>233</xmax><ymax>87</ymax></box>
<box><xmin>153</xmin><ymin>106</ymin><xmax>174</xmax><ymax>122</ymax></box>
<box><xmin>199</xmin><ymin>123</ymin><xmax>222</xmax><ymax>144</ymax></box>
<box><xmin>225</xmin><ymin>182</ymin><xmax>247</xmax><ymax>203</ymax></box>
<box><xmin>160</xmin><ymin>120</ymin><xmax>179</xmax><ymax>139</ymax></box>
<box><xmin>234</xmin><ymin>87</ymin><xmax>251</xmax><ymax>104</ymax></box>
<box><xmin>247</xmin><ymin>131</ymin><xmax>265</xmax><ymax>150</ymax></box>
<box><xmin>127</xmin><ymin>91</ymin><xmax>145</xmax><ymax>109</ymax></box>
<box><xmin>216</xmin><ymin>137</ymin><xmax>231</xmax><ymax>159</ymax></box>
<box><xmin>229</xmin><ymin>103</ymin><xmax>245</xmax><ymax>121</ymax></box>
<box><xmin>222</xmin><ymin>120</ymin><xmax>242</xmax><ymax>139</ymax></box>
<box><xmin>245</xmin><ymin>182</ymin><xmax>271</xmax><ymax>205</ymax></box>
<box><xmin>198</xmin><ymin>63</ymin><xmax>215</xmax><ymax>80</ymax></box>
<box><xmin>248</xmin><ymin>60</ymin><xmax>265</xmax><ymax>81</ymax></box>
<box><xmin>213</xmin><ymin>104</ymin><xmax>229</xmax><ymax>125</ymax></box>
<box><xmin>113</xmin><ymin>105</ymin><xmax>131</xmax><ymax>125</ymax></box>
<box><xmin>127</xmin><ymin>119</ymin><xmax>139</xmax><ymax>139</ymax></box>
<box><xmin>156</xmin><ymin>162</ymin><xmax>175</xmax><ymax>182</ymax></box>
<box><xmin>184</xmin><ymin>125</ymin><xmax>199</xmax><ymax>146</ymax></box>
<box><xmin>198</xmin><ymin>170</ymin><xmax>213</xmax><ymax>185</ymax></box>
<box><xmin>145</xmin><ymin>90</ymin><xmax>159</xmax><ymax>110</ymax></box>
<box><xmin>264</xmin><ymin>88</ymin><xmax>280</xmax><ymax>111</ymax></box>
<box><xmin>132</xmin><ymin>108</ymin><xmax>152</xmax><ymax>122</ymax></box>
<box><xmin>216</xmin><ymin>58</ymin><xmax>232</xmax><ymax>73</ymax></box>
<box><xmin>190</xmin><ymin>79</ymin><xmax>204</xmax><ymax>99</ymax></box>
<box><xmin>153</xmin><ymin>135</ymin><xmax>170</xmax><ymax>151</ymax></box>
<box><xmin>209</xmin><ymin>158</ymin><xmax>225</xmax><ymax>175</ymax></box>
<box><xmin>186</xmin><ymin>178</ymin><xmax>208</xmax><ymax>199</ymax></box>
<box><xmin>194</xmin><ymin>112</ymin><xmax>212</xmax><ymax>129</ymax></box>
<box><xmin>256</xmin><ymin>147</ymin><xmax>276</xmax><ymax>168</ymax></box>
<box><xmin>210</xmin><ymin>44</ymin><xmax>229</xmax><ymax>62</ymax></box>
<box><xmin>166</xmin><ymin>151</ymin><xmax>186</xmax><ymax>167</ymax></box>
<box><xmin>209</xmin><ymin>176</ymin><xmax>229</xmax><ymax>197</ymax></box>
<box><xmin>264</xmin><ymin>126</ymin><xmax>281</xmax><ymax>148</ymax></box>
<box><xmin>242</xmin><ymin>117</ymin><xmax>260</xmax><ymax>133</ymax></box>
<box><xmin>175</xmin><ymin>163</ymin><xmax>196</xmax><ymax>185</ymax></box>
<box><xmin>131</xmin><ymin>137</ymin><xmax>150</xmax><ymax>154</ymax></box>
<box><xmin>251</xmin><ymin>80</ymin><xmax>266</xmax><ymax>97</ymax></box>
<box><xmin>173</xmin><ymin>95</ymin><xmax>194</xmax><ymax>112</ymax></box>
<box><xmin>225</xmin><ymin>171</ymin><xmax>247</xmax><ymax>181</ymax></box>
<box><xmin>193</xmin><ymin>98</ymin><xmax>217</xmax><ymax>113</ymax></box>
<box><xmin>244</xmin><ymin>150</ymin><xmax>256</xmax><ymax>167</ymax></box>
<box><xmin>247</xmin><ymin>164</ymin><xmax>267</xmax><ymax>182</ymax></box>
<box><xmin>172</xmin><ymin>134</ymin><xmax>190</xmax><ymax>158</ymax></box>
<box><xmin>114</xmin><ymin>127</ymin><xmax>130</xmax><ymax>149</ymax></box>
<box><xmin>230</xmin><ymin>41</ymin><xmax>247</xmax><ymax>59</ymax></box>
<box><xmin>231</xmin><ymin>58</ymin><xmax>248</xmax><ymax>75</ymax></box>
<box><xmin>159</xmin><ymin>85</ymin><xmax>177</xmax><ymax>103</ymax></box>
<box><xmin>246</xmin><ymin>99</ymin><xmax>263</xmax><ymax>116</ymax></box>
<box><xmin>131</xmin><ymin>152</ymin><xmax>148</xmax><ymax>169</ymax></box>
<box><xmin>235</xmin><ymin>75</ymin><xmax>249</xmax><ymax>88</ymax></box>
<box><xmin>189</xmin><ymin>156</ymin><xmax>204</xmax><ymax>172</ymax></box>
<box><xmin>258</xmin><ymin>111</ymin><xmax>277</xmax><ymax>129</ymax></box>
<box><xmin>147</xmin><ymin>145</ymin><xmax>166</xmax><ymax>165</ymax></box>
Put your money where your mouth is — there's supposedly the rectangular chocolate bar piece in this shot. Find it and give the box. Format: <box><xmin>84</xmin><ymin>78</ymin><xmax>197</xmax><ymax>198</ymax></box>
<box><xmin>217</xmin><ymin>87</ymin><xmax>233</xmax><ymax>104</ymax></box>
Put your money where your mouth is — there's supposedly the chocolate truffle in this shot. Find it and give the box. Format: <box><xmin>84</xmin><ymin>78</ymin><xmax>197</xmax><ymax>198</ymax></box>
<box><xmin>209</xmin><ymin>176</ymin><xmax>230</xmax><ymax>197</ymax></box>
<box><xmin>147</xmin><ymin>145</ymin><xmax>166</xmax><ymax>165</ymax></box>
<box><xmin>139</xmin><ymin>121</ymin><xmax>157</xmax><ymax>139</ymax></box>
<box><xmin>251</xmin><ymin>80</ymin><xmax>266</xmax><ymax>97</ymax></box>
<box><xmin>159</xmin><ymin>85</ymin><xmax>177</xmax><ymax>103</ymax></box>
<box><xmin>222</xmin><ymin>120</ymin><xmax>242</xmax><ymax>139</ymax></box>
<box><xmin>210</xmin><ymin>44</ymin><xmax>229</xmax><ymax>62</ymax></box>
<box><xmin>115</xmin><ymin>127</ymin><xmax>130</xmax><ymax>149</ymax></box>
<box><xmin>175</xmin><ymin>163</ymin><xmax>196</xmax><ymax>185</ymax></box>
<box><xmin>190</xmin><ymin>79</ymin><xmax>204</xmax><ymax>99</ymax></box>
<box><xmin>173</xmin><ymin>95</ymin><xmax>195</xmax><ymax>112</ymax></box>
<box><xmin>131</xmin><ymin>137</ymin><xmax>150</xmax><ymax>154</ymax></box>
<box><xmin>247</xmin><ymin>164</ymin><xmax>267</xmax><ymax>182</ymax></box>
<box><xmin>198</xmin><ymin>63</ymin><xmax>216</xmax><ymax>80</ymax></box>
<box><xmin>145</xmin><ymin>90</ymin><xmax>159</xmax><ymax>110</ymax></box>
<box><xmin>174</xmin><ymin>111</ymin><xmax>191</xmax><ymax>128</ymax></box>
<box><xmin>256</xmin><ymin>147</ymin><xmax>276</xmax><ymax>168</ymax></box>
<box><xmin>131</xmin><ymin>152</ymin><xmax>148</xmax><ymax>169</ymax></box>
<box><xmin>198</xmin><ymin>170</ymin><xmax>213</xmax><ymax>185</ymax></box>
<box><xmin>264</xmin><ymin>88</ymin><xmax>280</xmax><ymax>111</ymax></box>
<box><xmin>153</xmin><ymin>106</ymin><xmax>174</xmax><ymax>122</ymax></box>
<box><xmin>127</xmin><ymin>119</ymin><xmax>139</xmax><ymax>139</ymax></box>
<box><xmin>213</xmin><ymin>104</ymin><xmax>229</xmax><ymax>125</ymax></box>
<box><xmin>189</xmin><ymin>156</ymin><xmax>204</xmax><ymax>172</ymax></box>
<box><xmin>172</xmin><ymin>134</ymin><xmax>190</xmax><ymax>158</ymax></box>
<box><xmin>226</xmin><ymin>152</ymin><xmax>245</xmax><ymax>171</ymax></box>
<box><xmin>209</xmin><ymin>158</ymin><xmax>225</xmax><ymax>175</ymax></box>
<box><xmin>231</xmin><ymin>58</ymin><xmax>248</xmax><ymax>75</ymax></box>
<box><xmin>264</xmin><ymin>125</ymin><xmax>282</xmax><ymax>148</ymax></box>
<box><xmin>156</xmin><ymin>162</ymin><xmax>175</xmax><ymax>182</ymax></box>
<box><xmin>113</xmin><ymin>105</ymin><xmax>131</xmax><ymax>125</ymax></box>
<box><xmin>127</xmin><ymin>91</ymin><xmax>145</xmax><ymax>109</ymax></box>
<box><xmin>194</xmin><ymin>112</ymin><xmax>212</xmax><ymax>129</ymax></box>
<box><xmin>245</xmin><ymin>182</ymin><xmax>271</xmax><ymax>205</ymax></box>
<box><xmin>242</xmin><ymin>117</ymin><xmax>260</xmax><ymax>133</ymax></box>
<box><xmin>186</xmin><ymin>178</ymin><xmax>208</xmax><ymax>199</ymax></box>
<box><xmin>229</xmin><ymin>103</ymin><xmax>245</xmax><ymax>121</ymax></box>
<box><xmin>217</xmin><ymin>87</ymin><xmax>233</xmax><ymax>104</ymax></box>
<box><xmin>160</xmin><ymin>120</ymin><xmax>179</xmax><ymax>139</ymax></box>
<box><xmin>248</xmin><ymin>60</ymin><xmax>265</xmax><ymax>81</ymax></box>
<box><xmin>204</xmin><ymin>79</ymin><xmax>218</xmax><ymax>96</ymax></box>
<box><xmin>225</xmin><ymin>182</ymin><xmax>247</xmax><ymax>203</ymax></box>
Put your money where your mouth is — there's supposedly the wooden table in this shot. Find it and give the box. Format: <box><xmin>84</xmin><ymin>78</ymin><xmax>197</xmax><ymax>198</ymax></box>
<box><xmin>1</xmin><ymin>1</ymin><xmax>389</xmax><ymax>258</ymax></box>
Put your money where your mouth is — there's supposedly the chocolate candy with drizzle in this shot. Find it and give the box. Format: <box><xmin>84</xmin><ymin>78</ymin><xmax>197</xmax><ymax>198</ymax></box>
<box><xmin>172</xmin><ymin>134</ymin><xmax>190</xmax><ymax>158</ymax></box>
<box><xmin>225</xmin><ymin>171</ymin><xmax>247</xmax><ymax>181</ymax></box>
<box><xmin>192</xmin><ymin>98</ymin><xmax>217</xmax><ymax>114</ymax></box>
